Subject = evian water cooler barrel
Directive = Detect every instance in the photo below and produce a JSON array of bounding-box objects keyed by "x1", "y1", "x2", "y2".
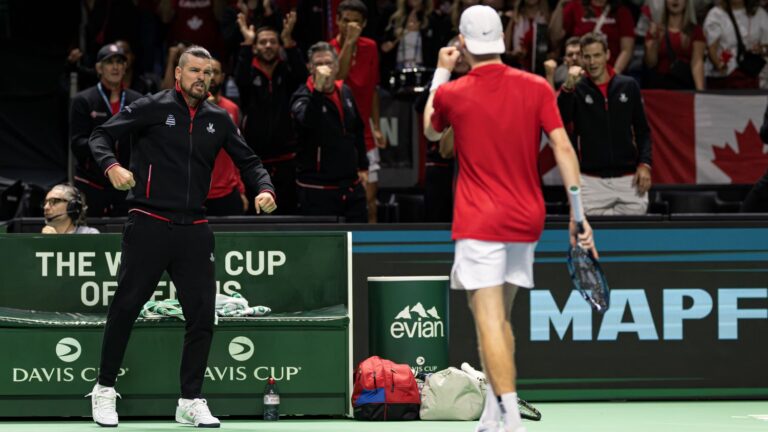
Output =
[{"x1": 367, "y1": 276, "x2": 449, "y2": 374}]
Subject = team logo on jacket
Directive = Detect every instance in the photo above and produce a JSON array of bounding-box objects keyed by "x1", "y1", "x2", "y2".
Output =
[
  {"x1": 346, "y1": 99, "x2": 353, "y2": 108},
  {"x1": 253, "y1": 76, "x2": 262, "y2": 87},
  {"x1": 585, "y1": 95, "x2": 594, "y2": 105},
  {"x1": 166, "y1": 114, "x2": 176, "y2": 127},
  {"x1": 619, "y1": 93, "x2": 628, "y2": 103},
  {"x1": 207, "y1": 123, "x2": 215, "y2": 134}
]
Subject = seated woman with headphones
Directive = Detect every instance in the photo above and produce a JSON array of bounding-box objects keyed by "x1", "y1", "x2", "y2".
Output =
[{"x1": 41, "y1": 184, "x2": 100, "y2": 234}]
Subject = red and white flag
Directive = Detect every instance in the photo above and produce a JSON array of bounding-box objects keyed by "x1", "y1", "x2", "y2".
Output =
[{"x1": 541, "y1": 90, "x2": 768, "y2": 185}]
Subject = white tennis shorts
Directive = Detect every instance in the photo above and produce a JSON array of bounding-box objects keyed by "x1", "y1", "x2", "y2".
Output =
[
  {"x1": 451, "y1": 239, "x2": 537, "y2": 290},
  {"x1": 367, "y1": 148, "x2": 381, "y2": 183}
]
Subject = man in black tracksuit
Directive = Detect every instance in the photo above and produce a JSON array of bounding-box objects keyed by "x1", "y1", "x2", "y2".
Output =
[
  {"x1": 70, "y1": 43, "x2": 142, "y2": 217},
  {"x1": 558, "y1": 33, "x2": 652, "y2": 216},
  {"x1": 235, "y1": 12, "x2": 306, "y2": 214},
  {"x1": 290, "y1": 41, "x2": 369, "y2": 222},
  {"x1": 86, "y1": 46, "x2": 275, "y2": 428}
]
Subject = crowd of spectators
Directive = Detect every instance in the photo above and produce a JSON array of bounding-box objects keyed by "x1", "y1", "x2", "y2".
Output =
[
  {"x1": 67, "y1": 0, "x2": 768, "y2": 106},
  {"x1": 57, "y1": 0, "x2": 768, "y2": 223}
]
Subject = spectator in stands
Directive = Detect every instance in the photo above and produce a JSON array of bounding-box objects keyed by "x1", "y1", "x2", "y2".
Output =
[
  {"x1": 71, "y1": 43, "x2": 142, "y2": 217},
  {"x1": 237, "y1": 0, "x2": 283, "y2": 29},
  {"x1": 222, "y1": 0, "x2": 284, "y2": 56},
  {"x1": 703, "y1": 0, "x2": 768, "y2": 89},
  {"x1": 115, "y1": 40, "x2": 161, "y2": 95},
  {"x1": 206, "y1": 58, "x2": 249, "y2": 216},
  {"x1": 505, "y1": 0, "x2": 551, "y2": 71},
  {"x1": 379, "y1": 0, "x2": 446, "y2": 78},
  {"x1": 159, "y1": 0, "x2": 226, "y2": 57},
  {"x1": 558, "y1": 33, "x2": 652, "y2": 215},
  {"x1": 644, "y1": 0, "x2": 706, "y2": 90},
  {"x1": 235, "y1": 12, "x2": 305, "y2": 215},
  {"x1": 544, "y1": 36, "x2": 582, "y2": 88},
  {"x1": 41, "y1": 184, "x2": 99, "y2": 234},
  {"x1": 550, "y1": 0, "x2": 636, "y2": 74},
  {"x1": 290, "y1": 42, "x2": 369, "y2": 222},
  {"x1": 330, "y1": 0, "x2": 387, "y2": 223}
]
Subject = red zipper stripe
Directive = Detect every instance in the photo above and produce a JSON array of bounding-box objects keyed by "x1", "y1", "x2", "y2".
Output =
[{"x1": 146, "y1": 164, "x2": 153, "y2": 198}]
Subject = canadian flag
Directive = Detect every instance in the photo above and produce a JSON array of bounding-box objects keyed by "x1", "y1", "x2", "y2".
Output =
[{"x1": 541, "y1": 90, "x2": 768, "y2": 185}]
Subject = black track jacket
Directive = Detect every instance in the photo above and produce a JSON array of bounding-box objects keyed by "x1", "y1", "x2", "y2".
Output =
[
  {"x1": 235, "y1": 45, "x2": 307, "y2": 160},
  {"x1": 89, "y1": 87, "x2": 274, "y2": 223},
  {"x1": 558, "y1": 74, "x2": 652, "y2": 177},
  {"x1": 290, "y1": 80, "x2": 368, "y2": 185}
]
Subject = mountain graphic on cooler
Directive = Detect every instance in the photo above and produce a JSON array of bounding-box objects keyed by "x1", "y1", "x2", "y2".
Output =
[{"x1": 394, "y1": 303, "x2": 441, "y2": 320}]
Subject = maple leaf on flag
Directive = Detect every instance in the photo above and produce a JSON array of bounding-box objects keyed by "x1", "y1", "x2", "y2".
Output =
[{"x1": 711, "y1": 120, "x2": 768, "y2": 183}]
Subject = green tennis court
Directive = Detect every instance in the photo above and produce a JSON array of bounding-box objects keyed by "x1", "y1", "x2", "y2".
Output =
[{"x1": 1, "y1": 401, "x2": 766, "y2": 431}]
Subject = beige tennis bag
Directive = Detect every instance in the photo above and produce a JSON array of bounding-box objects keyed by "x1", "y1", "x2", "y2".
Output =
[{"x1": 419, "y1": 365, "x2": 486, "y2": 420}]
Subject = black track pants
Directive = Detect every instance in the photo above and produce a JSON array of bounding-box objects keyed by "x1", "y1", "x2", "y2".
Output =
[{"x1": 97, "y1": 212, "x2": 216, "y2": 399}]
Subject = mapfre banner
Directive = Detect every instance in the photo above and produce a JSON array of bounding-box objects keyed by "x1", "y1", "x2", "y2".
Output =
[{"x1": 542, "y1": 91, "x2": 768, "y2": 185}]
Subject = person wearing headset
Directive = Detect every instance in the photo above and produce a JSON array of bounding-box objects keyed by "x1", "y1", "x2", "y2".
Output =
[{"x1": 41, "y1": 184, "x2": 100, "y2": 234}]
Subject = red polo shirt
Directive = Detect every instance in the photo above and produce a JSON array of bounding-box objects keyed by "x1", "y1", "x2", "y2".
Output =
[
  {"x1": 431, "y1": 64, "x2": 563, "y2": 242},
  {"x1": 563, "y1": 2, "x2": 635, "y2": 66},
  {"x1": 647, "y1": 26, "x2": 705, "y2": 74},
  {"x1": 330, "y1": 36, "x2": 379, "y2": 151}
]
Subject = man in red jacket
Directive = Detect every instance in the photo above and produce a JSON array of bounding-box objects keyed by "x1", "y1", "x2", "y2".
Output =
[{"x1": 206, "y1": 57, "x2": 249, "y2": 215}]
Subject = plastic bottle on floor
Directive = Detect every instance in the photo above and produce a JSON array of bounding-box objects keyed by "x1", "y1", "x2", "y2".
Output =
[{"x1": 263, "y1": 377, "x2": 280, "y2": 421}]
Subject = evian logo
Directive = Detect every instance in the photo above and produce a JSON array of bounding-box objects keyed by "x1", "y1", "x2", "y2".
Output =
[
  {"x1": 229, "y1": 336, "x2": 254, "y2": 361},
  {"x1": 390, "y1": 302, "x2": 444, "y2": 339},
  {"x1": 56, "y1": 337, "x2": 82, "y2": 363}
]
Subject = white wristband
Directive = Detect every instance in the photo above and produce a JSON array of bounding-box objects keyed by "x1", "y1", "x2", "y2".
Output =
[{"x1": 430, "y1": 68, "x2": 451, "y2": 92}]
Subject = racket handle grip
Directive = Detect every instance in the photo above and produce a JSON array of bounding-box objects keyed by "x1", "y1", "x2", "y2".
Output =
[{"x1": 568, "y1": 186, "x2": 585, "y2": 225}]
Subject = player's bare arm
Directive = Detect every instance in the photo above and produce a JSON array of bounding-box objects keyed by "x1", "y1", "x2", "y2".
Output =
[
  {"x1": 549, "y1": 127, "x2": 598, "y2": 257},
  {"x1": 423, "y1": 47, "x2": 460, "y2": 142}
]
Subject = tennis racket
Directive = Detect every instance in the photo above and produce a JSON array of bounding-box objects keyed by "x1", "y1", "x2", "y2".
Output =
[
  {"x1": 517, "y1": 397, "x2": 542, "y2": 421},
  {"x1": 567, "y1": 186, "x2": 610, "y2": 313}
]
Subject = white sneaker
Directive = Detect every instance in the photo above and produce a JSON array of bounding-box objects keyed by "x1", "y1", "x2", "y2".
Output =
[
  {"x1": 175, "y1": 398, "x2": 221, "y2": 428},
  {"x1": 504, "y1": 426, "x2": 528, "y2": 432},
  {"x1": 86, "y1": 384, "x2": 120, "y2": 427}
]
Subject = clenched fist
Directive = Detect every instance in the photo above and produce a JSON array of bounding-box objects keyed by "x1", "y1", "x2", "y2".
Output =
[
  {"x1": 107, "y1": 165, "x2": 136, "y2": 191},
  {"x1": 315, "y1": 65, "x2": 333, "y2": 90},
  {"x1": 436, "y1": 46, "x2": 461, "y2": 71},
  {"x1": 254, "y1": 192, "x2": 277, "y2": 214},
  {"x1": 562, "y1": 65, "x2": 584, "y2": 91}
]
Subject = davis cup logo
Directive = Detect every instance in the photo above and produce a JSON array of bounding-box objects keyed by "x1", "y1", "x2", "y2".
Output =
[
  {"x1": 229, "y1": 336, "x2": 254, "y2": 362},
  {"x1": 56, "y1": 337, "x2": 82, "y2": 363}
]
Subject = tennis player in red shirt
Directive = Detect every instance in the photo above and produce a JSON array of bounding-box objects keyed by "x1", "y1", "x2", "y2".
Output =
[{"x1": 424, "y1": 6, "x2": 598, "y2": 432}]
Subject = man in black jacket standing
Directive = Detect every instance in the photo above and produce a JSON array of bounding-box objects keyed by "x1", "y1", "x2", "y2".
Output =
[
  {"x1": 290, "y1": 42, "x2": 369, "y2": 222},
  {"x1": 87, "y1": 46, "x2": 276, "y2": 429},
  {"x1": 70, "y1": 43, "x2": 142, "y2": 217},
  {"x1": 236, "y1": 11, "x2": 306, "y2": 214},
  {"x1": 558, "y1": 33, "x2": 653, "y2": 215}
]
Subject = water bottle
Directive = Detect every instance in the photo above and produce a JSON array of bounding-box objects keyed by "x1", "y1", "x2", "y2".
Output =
[{"x1": 263, "y1": 377, "x2": 280, "y2": 421}]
